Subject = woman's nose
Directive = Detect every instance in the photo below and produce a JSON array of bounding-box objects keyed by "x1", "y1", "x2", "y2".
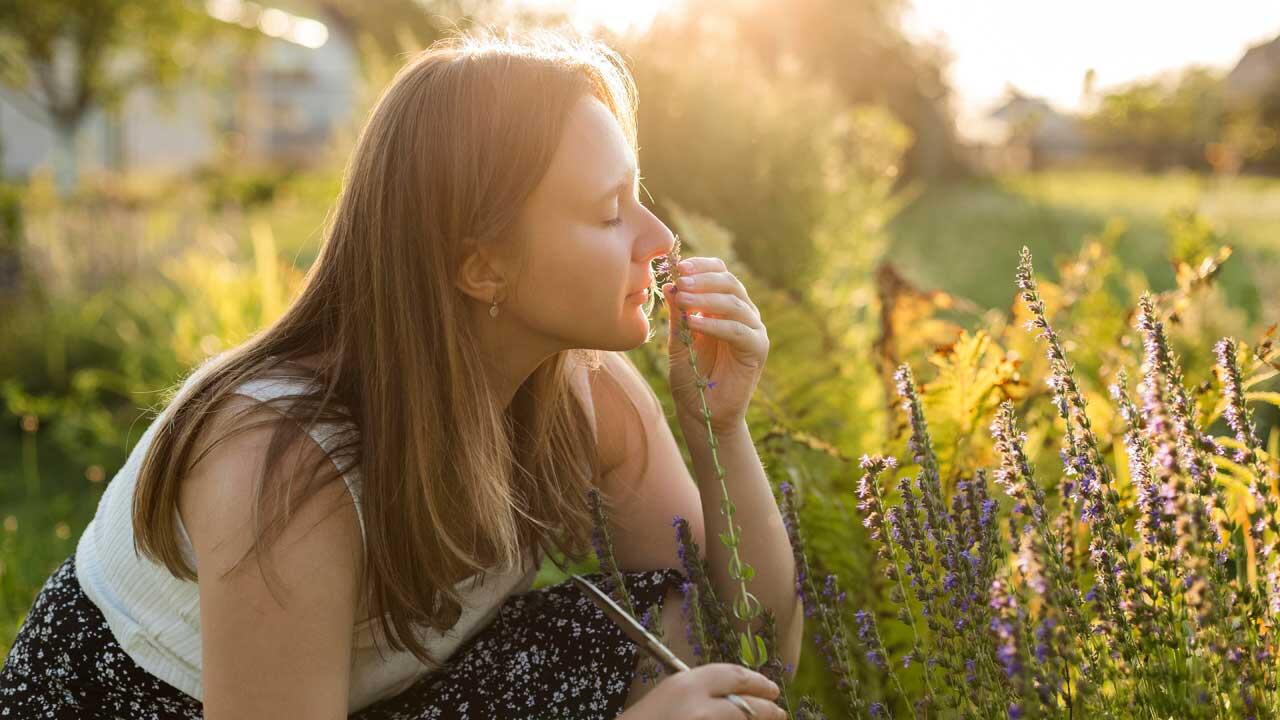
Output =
[{"x1": 637, "y1": 207, "x2": 676, "y2": 262}]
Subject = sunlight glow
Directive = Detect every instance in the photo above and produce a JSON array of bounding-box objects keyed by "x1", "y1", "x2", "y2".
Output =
[
  {"x1": 204, "y1": 0, "x2": 329, "y2": 48},
  {"x1": 515, "y1": 0, "x2": 685, "y2": 37}
]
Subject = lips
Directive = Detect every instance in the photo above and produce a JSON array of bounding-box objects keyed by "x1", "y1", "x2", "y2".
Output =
[
  {"x1": 629, "y1": 276, "x2": 655, "y2": 297},
  {"x1": 627, "y1": 275, "x2": 650, "y2": 295}
]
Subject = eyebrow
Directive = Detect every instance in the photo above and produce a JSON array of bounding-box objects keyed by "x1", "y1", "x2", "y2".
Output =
[{"x1": 593, "y1": 165, "x2": 640, "y2": 205}]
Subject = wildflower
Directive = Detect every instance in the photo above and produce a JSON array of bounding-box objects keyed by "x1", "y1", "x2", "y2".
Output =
[
  {"x1": 588, "y1": 486, "x2": 638, "y2": 618},
  {"x1": 1136, "y1": 297, "x2": 1234, "y2": 624},
  {"x1": 677, "y1": 580, "x2": 705, "y2": 661},
  {"x1": 1215, "y1": 337, "x2": 1279, "y2": 541},
  {"x1": 854, "y1": 609, "x2": 888, "y2": 671},
  {"x1": 672, "y1": 514, "x2": 736, "y2": 663},
  {"x1": 781, "y1": 483, "x2": 871, "y2": 713},
  {"x1": 1017, "y1": 248, "x2": 1138, "y2": 638}
]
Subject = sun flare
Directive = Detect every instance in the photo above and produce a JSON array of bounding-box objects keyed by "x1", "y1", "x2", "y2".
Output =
[{"x1": 515, "y1": 0, "x2": 685, "y2": 36}]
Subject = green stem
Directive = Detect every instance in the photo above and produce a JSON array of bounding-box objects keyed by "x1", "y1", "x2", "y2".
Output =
[{"x1": 677, "y1": 305, "x2": 764, "y2": 666}]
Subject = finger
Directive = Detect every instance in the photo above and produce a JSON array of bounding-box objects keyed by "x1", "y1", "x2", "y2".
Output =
[
  {"x1": 675, "y1": 270, "x2": 744, "y2": 295},
  {"x1": 724, "y1": 694, "x2": 787, "y2": 720},
  {"x1": 675, "y1": 271, "x2": 756, "y2": 313},
  {"x1": 708, "y1": 664, "x2": 781, "y2": 700},
  {"x1": 673, "y1": 291, "x2": 762, "y2": 329},
  {"x1": 685, "y1": 314, "x2": 766, "y2": 352},
  {"x1": 675, "y1": 256, "x2": 728, "y2": 275}
]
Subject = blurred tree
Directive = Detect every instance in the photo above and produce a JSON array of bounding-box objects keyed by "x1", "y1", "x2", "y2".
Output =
[
  {"x1": 620, "y1": 10, "x2": 910, "y2": 299},
  {"x1": 306, "y1": 0, "x2": 558, "y2": 123},
  {"x1": 1222, "y1": 77, "x2": 1280, "y2": 175},
  {"x1": 1083, "y1": 66, "x2": 1227, "y2": 172},
  {"x1": 714, "y1": 0, "x2": 971, "y2": 184},
  {"x1": 310, "y1": 0, "x2": 493, "y2": 61},
  {"x1": 0, "y1": 0, "x2": 232, "y2": 196},
  {"x1": 307, "y1": 0, "x2": 569, "y2": 85}
]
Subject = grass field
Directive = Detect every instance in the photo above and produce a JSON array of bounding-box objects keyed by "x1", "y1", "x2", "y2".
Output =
[{"x1": 885, "y1": 170, "x2": 1279, "y2": 322}]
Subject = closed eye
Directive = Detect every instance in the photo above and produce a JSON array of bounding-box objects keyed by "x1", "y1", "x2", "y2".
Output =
[{"x1": 602, "y1": 178, "x2": 646, "y2": 228}]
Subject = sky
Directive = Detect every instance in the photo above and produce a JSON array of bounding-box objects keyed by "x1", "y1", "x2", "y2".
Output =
[
  {"x1": 901, "y1": 0, "x2": 1280, "y2": 141},
  {"x1": 515, "y1": 0, "x2": 1280, "y2": 142}
]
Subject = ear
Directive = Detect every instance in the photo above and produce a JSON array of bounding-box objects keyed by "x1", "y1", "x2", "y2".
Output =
[{"x1": 454, "y1": 238, "x2": 510, "y2": 304}]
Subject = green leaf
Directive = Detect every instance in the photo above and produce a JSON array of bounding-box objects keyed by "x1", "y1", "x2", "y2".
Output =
[
  {"x1": 721, "y1": 497, "x2": 736, "y2": 516},
  {"x1": 739, "y1": 632, "x2": 756, "y2": 665},
  {"x1": 719, "y1": 530, "x2": 736, "y2": 547},
  {"x1": 755, "y1": 635, "x2": 768, "y2": 665},
  {"x1": 920, "y1": 329, "x2": 1023, "y2": 475},
  {"x1": 1246, "y1": 391, "x2": 1280, "y2": 408},
  {"x1": 741, "y1": 564, "x2": 755, "y2": 582}
]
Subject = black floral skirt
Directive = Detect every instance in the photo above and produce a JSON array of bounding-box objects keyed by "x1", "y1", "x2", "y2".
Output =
[{"x1": 0, "y1": 552, "x2": 688, "y2": 719}]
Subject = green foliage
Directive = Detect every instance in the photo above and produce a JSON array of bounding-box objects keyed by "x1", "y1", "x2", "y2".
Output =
[
  {"x1": 624, "y1": 17, "x2": 910, "y2": 295},
  {"x1": 1084, "y1": 66, "x2": 1227, "y2": 172},
  {"x1": 0, "y1": 0, "x2": 235, "y2": 123},
  {"x1": 918, "y1": 329, "x2": 1025, "y2": 480},
  {"x1": 0, "y1": 182, "x2": 20, "y2": 250}
]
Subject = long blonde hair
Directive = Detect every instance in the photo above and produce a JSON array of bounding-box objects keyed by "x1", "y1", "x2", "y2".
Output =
[{"x1": 132, "y1": 27, "x2": 651, "y2": 667}]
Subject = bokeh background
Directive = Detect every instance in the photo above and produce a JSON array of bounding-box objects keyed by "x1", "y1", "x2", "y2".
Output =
[{"x1": 2, "y1": 0, "x2": 1278, "y2": 714}]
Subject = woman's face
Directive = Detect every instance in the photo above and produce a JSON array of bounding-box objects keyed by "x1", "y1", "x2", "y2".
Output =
[{"x1": 505, "y1": 94, "x2": 675, "y2": 352}]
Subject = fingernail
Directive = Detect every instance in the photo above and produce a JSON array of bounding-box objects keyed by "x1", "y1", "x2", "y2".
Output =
[{"x1": 678, "y1": 260, "x2": 694, "y2": 271}]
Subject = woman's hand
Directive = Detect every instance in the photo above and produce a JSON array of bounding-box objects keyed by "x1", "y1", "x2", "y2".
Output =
[
  {"x1": 661, "y1": 256, "x2": 769, "y2": 434},
  {"x1": 620, "y1": 663, "x2": 788, "y2": 720}
]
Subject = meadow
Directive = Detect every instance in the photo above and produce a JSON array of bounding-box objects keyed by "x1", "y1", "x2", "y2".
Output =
[{"x1": 1, "y1": 166, "x2": 1277, "y2": 717}]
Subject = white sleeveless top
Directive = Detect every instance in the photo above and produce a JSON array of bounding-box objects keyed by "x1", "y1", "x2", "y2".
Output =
[{"x1": 73, "y1": 356, "x2": 542, "y2": 713}]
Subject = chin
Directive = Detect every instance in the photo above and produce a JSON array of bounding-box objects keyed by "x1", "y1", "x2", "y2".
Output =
[
  {"x1": 573, "y1": 294, "x2": 657, "y2": 350},
  {"x1": 586, "y1": 309, "x2": 653, "y2": 351}
]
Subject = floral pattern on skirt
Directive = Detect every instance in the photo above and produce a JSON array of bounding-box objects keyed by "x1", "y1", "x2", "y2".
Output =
[{"x1": 0, "y1": 552, "x2": 688, "y2": 719}]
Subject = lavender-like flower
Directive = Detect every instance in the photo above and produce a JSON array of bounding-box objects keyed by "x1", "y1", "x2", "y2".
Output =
[
  {"x1": 1215, "y1": 337, "x2": 1280, "y2": 546},
  {"x1": 1017, "y1": 248, "x2": 1137, "y2": 639},
  {"x1": 588, "y1": 486, "x2": 639, "y2": 619},
  {"x1": 1136, "y1": 297, "x2": 1235, "y2": 623},
  {"x1": 779, "y1": 481, "x2": 867, "y2": 715},
  {"x1": 989, "y1": 577, "x2": 1031, "y2": 706},
  {"x1": 1137, "y1": 295, "x2": 1229, "y2": 536},
  {"x1": 1215, "y1": 336, "x2": 1280, "y2": 694},
  {"x1": 990, "y1": 400, "x2": 1098, "y2": 700},
  {"x1": 672, "y1": 514, "x2": 737, "y2": 664}
]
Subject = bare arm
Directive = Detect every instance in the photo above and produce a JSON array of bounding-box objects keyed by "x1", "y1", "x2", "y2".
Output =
[
  {"x1": 580, "y1": 352, "x2": 800, "y2": 677},
  {"x1": 181, "y1": 395, "x2": 364, "y2": 719},
  {"x1": 579, "y1": 351, "x2": 707, "y2": 573}
]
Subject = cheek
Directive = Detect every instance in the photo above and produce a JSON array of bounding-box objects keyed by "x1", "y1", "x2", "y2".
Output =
[{"x1": 524, "y1": 228, "x2": 632, "y2": 319}]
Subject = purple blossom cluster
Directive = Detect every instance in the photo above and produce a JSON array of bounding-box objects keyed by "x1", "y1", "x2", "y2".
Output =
[
  {"x1": 780, "y1": 480, "x2": 866, "y2": 715},
  {"x1": 584, "y1": 245, "x2": 1280, "y2": 719},
  {"x1": 771, "y1": 247, "x2": 1278, "y2": 717}
]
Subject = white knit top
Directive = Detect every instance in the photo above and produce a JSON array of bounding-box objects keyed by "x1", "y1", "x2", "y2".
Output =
[{"x1": 73, "y1": 356, "x2": 542, "y2": 713}]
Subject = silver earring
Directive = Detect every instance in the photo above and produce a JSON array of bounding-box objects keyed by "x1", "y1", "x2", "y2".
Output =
[{"x1": 489, "y1": 296, "x2": 500, "y2": 318}]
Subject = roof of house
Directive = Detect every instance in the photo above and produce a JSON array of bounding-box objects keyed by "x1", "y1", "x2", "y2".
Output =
[{"x1": 1224, "y1": 33, "x2": 1280, "y2": 104}]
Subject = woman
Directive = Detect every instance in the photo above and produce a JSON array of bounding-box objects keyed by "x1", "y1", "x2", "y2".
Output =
[{"x1": 0, "y1": 28, "x2": 796, "y2": 719}]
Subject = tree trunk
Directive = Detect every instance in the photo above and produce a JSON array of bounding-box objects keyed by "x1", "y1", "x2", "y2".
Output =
[{"x1": 52, "y1": 120, "x2": 79, "y2": 198}]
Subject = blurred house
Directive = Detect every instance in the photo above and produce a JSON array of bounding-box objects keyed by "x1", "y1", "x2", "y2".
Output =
[
  {"x1": 975, "y1": 90, "x2": 1087, "y2": 173},
  {"x1": 1224, "y1": 32, "x2": 1280, "y2": 108},
  {"x1": 0, "y1": 1, "x2": 359, "y2": 182}
]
